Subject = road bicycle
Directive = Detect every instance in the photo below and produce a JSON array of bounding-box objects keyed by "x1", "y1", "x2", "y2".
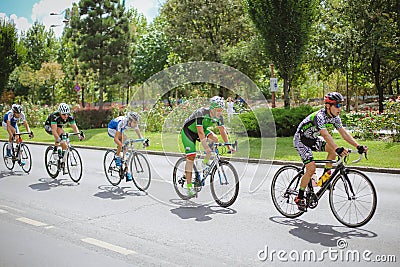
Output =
[
  {"x1": 271, "y1": 150, "x2": 377, "y2": 227},
  {"x1": 44, "y1": 131, "x2": 84, "y2": 183},
  {"x1": 173, "y1": 141, "x2": 239, "y2": 208},
  {"x1": 2, "y1": 132, "x2": 33, "y2": 173},
  {"x1": 103, "y1": 138, "x2": 151, "y2": 191}
]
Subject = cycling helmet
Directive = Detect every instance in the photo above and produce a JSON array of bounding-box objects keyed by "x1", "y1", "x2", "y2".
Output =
[
  {"x1": 127, "y1": 111, "x2": 140, "y2": 122},
  {"x1": 210, "y1": 96, "x2": 225, "y2": 109},
  {"x1": 12, "y1": 104, "x2": 22, "y2": 114},
  {"x1": 324, "y1": 92, "x2": 344, "y2": 104},
  {"x1": 58, "y1": 103, "x2": 70, "y2": 114}
]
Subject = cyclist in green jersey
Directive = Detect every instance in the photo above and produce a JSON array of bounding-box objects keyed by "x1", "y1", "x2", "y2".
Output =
[{"x1": 181, "y1": 96, "x2": 235, "y2": 198}]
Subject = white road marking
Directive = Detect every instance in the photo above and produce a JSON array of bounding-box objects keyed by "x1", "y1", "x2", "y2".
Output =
[
  {"x1": 81, "y1": 237, "x2": 137, "y2": 255},
  {"x1": 0, "y1": 208, "x2": 8, "y2": 214},
  {"x1": 16, "y1": 217, "x2": 48, "y2": 227},
  {"x1": 0, "y1": 205, "x2": 25, "y2": 213}
]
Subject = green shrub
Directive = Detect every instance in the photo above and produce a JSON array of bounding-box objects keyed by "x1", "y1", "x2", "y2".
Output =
[{"x1": 231, "y1": 105, "x2": 315, "y2": 137}]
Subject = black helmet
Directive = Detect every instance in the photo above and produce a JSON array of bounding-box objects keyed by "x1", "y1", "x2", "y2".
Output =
[
  {"x1": 12, "y1": 104, "x2": 22, "y2": 114},
  {"x1": 324, "y1": 92, "x2": 344, "y2": 104}
]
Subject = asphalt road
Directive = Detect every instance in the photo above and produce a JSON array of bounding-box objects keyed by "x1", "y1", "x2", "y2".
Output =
[{"x1": 0, "y1": 142, "x2": 399, "y2": 266}]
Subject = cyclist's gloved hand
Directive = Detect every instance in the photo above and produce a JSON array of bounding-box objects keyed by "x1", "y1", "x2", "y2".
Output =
[
  {"x1": 335, "y1": 147, "x2": 345, "y2": 156},
  {"x1": 78, "y1": 131, "x2": 85, "y2": 141},
  {"x1": 29, "y1": 131, "x2": 34, "y2": 138},
  {"x1": 143, "y1": 139, "x2": 150, "y2": 147},
  {"x1": 357, "y1": 145, "x2": 367, "y2": 154}
]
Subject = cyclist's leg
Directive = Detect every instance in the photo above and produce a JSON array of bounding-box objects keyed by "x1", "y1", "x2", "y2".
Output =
[
  {"x1": 3, "y1": 122, "x2": 16, "y2": 156},
  {"x1": 181, "y1": 129, "x2": 197, "y2": 196},
  {"x1": 108, "y1": 128, "x2": 122, "y2": 166},
  {"x1": 294, "y1": 134, "x2": 316, "y2": 210},
  {"x1": 204, "y1": 130, "x2": 217, "y2": 163}
]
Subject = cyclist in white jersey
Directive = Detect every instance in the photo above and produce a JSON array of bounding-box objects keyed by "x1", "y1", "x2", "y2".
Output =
[
  {"x1": 2, "y1": 104, "x2": 33, "y2": 157},
  {"x1": 293, "y1": 92, "x2": 368, "y2": 211},
  {"x1": 107, "y1": 111, "x2": 147, "y2": 181}
]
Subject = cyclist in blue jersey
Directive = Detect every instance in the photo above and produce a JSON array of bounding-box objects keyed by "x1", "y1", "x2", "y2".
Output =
[
  {"x1": 293, "y1": 92, "x2": 368, "y2": 211},
  {"x1": 2, "y1": 104, "x2": 34, "y2": 158},
  {"x1": 107, "y1": 111, "x2": 147, "y2": 181},
  {"x1": 181, "y1": 96, "x2": 235, "y2": 198}
]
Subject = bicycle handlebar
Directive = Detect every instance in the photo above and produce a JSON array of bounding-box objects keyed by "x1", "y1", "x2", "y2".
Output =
[
  {"x1": 123, "y1": 138, "x2": 150, "y2": 148},
  {"x1": 338, "y1": 149, "x2": 366, "y2": 164},
  {"x1": 13, "y1": 131, "x2": 33, "y2": 136}
]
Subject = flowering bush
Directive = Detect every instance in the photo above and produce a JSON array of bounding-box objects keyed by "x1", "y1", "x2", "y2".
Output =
[{"x1": 343, "y1": 101, "x2": 400, "y2": 142}]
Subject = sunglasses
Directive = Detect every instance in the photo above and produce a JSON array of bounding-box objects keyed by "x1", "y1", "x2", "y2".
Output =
[{"x1": 334, "y1": 103, "x2": 343, "y2": 108}]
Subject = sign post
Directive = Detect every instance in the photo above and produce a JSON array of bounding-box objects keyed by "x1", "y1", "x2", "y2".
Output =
[{"x1": 270, "y1": 64, "x2": 277, "y2": 108}]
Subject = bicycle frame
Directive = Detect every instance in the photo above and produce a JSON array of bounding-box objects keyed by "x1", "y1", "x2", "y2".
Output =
[
  {"x1": 194, "y1": 141, "x2": 237, "y2": 187},
  {"x1": 289, "y1": 151, "x2": 363, "y2": 208}
]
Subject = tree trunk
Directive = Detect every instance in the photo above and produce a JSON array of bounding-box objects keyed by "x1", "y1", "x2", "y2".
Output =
[
  {"x1": 371, "y1": 49, "x2": 383, "y2": 113},
  {"x1": 283, "y1": 78, "x2": 290, "y2": 108}
]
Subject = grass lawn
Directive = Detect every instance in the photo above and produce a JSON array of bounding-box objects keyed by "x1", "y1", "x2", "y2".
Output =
[{"x1": 7, "y1": 127, "x2": 400, "y2": 169}]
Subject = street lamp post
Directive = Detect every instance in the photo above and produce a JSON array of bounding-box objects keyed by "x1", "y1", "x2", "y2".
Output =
[{"x1": 50, "y1": 10, "x2": 80, "y2": 106}]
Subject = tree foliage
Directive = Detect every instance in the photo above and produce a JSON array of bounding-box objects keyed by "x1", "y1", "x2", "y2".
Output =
[
  {"x1": 160, "y1": 0, "x2": 252, "y2": 62},
  {"x1": 0, "y1": 19, "x2": 20, "y2": 96},
  {"x1": 245, "y1": 0, "x2": 318, "y2": 108}
]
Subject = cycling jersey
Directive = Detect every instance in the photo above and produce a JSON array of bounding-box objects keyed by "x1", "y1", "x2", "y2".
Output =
[
  {"x1": 3, "y1": 110, "x2": 26, "y2": 127},
  {"x1": 107, "y1": 116, "x2": 138, "y2": 137},
  {"x1": 44, "y1": 111, "x2": 76, "y2": 128},
  {"x1": 181, "y1": 107, "x2": 224, "y2": 155},
  {"x1": 295, "y1": 108, "x2": 342, "y2": 147},
  {"x1": 294, "y1": 108, "x2": 343, "y2": 163}
]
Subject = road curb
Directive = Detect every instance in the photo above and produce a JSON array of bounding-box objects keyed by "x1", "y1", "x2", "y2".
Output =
[{"x1": 2, "y1": 140, "x2": 400, "y2": 174}]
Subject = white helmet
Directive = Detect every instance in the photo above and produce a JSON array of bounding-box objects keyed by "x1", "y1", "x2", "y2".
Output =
[
  {"x1": 127, "y1": 111, "x2": 140, "y2": 122},
  {"x1": 210, "y1": 96, "x2": 225, "y2": 109},
  {"x1": 12, "y1": 104, "x2": 22, "y2": 113},
  {"x1": 58, "y1": 103, "x2": 70, "y2": 114}
]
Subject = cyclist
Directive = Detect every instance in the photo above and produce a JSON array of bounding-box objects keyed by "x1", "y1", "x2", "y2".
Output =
[
  {"x1": 181, "y1": 96, "x2": 235, "y2": 198},
  {"x1": 107, "y1": 111, "x2": 147, "y2": 181},
  {"x1": 2, "y1": 104, "x2": 34, "y2": 161},
  {"x1": 293, "y1": 92, "x2": 368, "y2": 211},
  {"x1": 44, "y1": 103, "x2": 84, "y2": 159}
]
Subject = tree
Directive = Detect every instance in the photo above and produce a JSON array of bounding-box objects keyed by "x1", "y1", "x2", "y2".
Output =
[
  {"x1": 21, "y1": 22, "x2": 58, "y2": 70},
  {"x1": 73, "y1": 0, "x2": 131, "y2": 108},
  {"x1": 37, "y1": 62, "x2": 65, "y2": 105},
  {"x1": 0, "y1": 19, "x2": 20, "y2": 96},
  {"x1": 245, "y1": 0, "x2": 318, "y2": 108},
  {"x1": 345, "y1": 0, "x2": 400, "y2": 113},
  {"x1": 160, "y1": 0, "x2": 252, "y2": 63}
]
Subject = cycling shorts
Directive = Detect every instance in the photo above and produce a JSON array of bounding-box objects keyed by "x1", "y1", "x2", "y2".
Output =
[
  {"x1": 293, "y1": 133, "x2": 326, "y2": 164},
  {"x1": 181, "y1": 128, "x2": 213, "y2": 156}
]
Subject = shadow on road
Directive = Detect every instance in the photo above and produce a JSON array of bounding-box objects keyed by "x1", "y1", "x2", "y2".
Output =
[
  {"x1": 169, "y1": 200, "x2": 237, "y2": 222},
  {"x1": 0, "y1": 170, "x2": 26, "y2": 179},
  {"x1": 94, "y1": 185, "x2": 147, "y2": 200},
  {"x1": 29, "y1": 177, "x2": 79, "y2": 191},
  {"x1": 269, "y1": 216, "x2": 377, "y2": 247}
]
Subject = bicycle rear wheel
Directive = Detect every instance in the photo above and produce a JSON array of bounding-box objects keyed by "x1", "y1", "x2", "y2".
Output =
[
  {"x1": 172, "y1": 157, "x2": 199, "y2": 200},
  {"x1": 129, "y1": 152, "x2": 151, "y2": 191},
  {"x1": 44, "y1": 146, "x2": 59, "y2": 178},
  {"x1": 19, "y1": 144, "x2": 32, "y2": 173},
  {"x1": 2, "y1": 143, "x2": 15, "y2": 170},
  {"x1": 103, "y1": 150, "x2": 122, "y2": 186},
  {"x1": 329, "y1": 169, "x2": 377, "y2": 227},
  {"x1": 210, "y1": 161, "x2": 239, "y2": 207},
  {"x1": 67, "y1": 148, "x2": 83, "y2": 183},
  {"x1": 271, "y1": 165, "x2": 304, "y2": 218}
]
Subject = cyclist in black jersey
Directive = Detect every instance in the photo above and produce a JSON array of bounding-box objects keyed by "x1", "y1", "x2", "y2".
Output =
[
  {"x1": 293, "y1": 92, "x2": 368, "y2": 211},
  {"x1": 44, "y1": 103, "x2": 84, "y2": 158},
  {"x1": 181, "y1": 96, "x2": 235, "y2": 198}
]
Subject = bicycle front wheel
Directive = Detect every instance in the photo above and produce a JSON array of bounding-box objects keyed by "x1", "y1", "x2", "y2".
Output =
[
  {"x1": 129, "y1": 152, "x2": 151, "y2": 191},
  {"x1": 210, "y1": 161, "x2": 239, "y2": 208},
  {"x1": 172, "y1": 157, "x2": 198, "y2": 200},
  {"x1": 67, "y1": 148, "x2": 83, "y2": 183},
  {"x1": 103, "y1": 150, "x2": 122, "y2": 186},
  {"x1": 19, "y1": 144, "x2": 32, "y2": 173},
  {"x1": 271, "y1": 165, "x2": 304, "y2": 218},
  {"x1": 44, "y1": 146, "x2": 59, "y2": 178},
  {"x1": 329, "y1": 169, "x2": 377, "y2": 227},
  {"x1": 2, "y1": 143, "x2": 15, "y2": 170}
]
